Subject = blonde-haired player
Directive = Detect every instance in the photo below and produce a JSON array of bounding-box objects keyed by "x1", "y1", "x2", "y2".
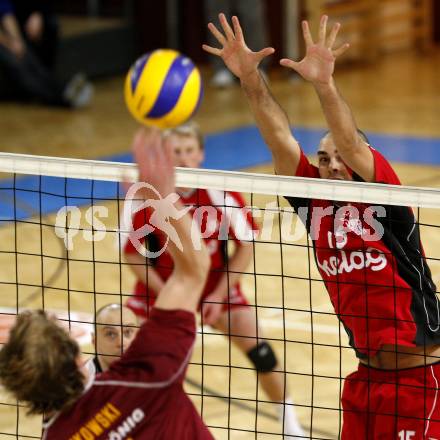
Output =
[{"x1": 0, "y1": 128, "x2": 214, "y2": 439}]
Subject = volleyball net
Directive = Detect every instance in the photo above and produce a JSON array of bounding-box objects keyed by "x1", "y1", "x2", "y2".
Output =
[{"x1": 0, "y1": 152, "x2": 439, "y2": 439}]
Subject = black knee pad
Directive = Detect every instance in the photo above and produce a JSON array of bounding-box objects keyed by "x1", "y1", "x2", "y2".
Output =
[{"x1": 247, "y1": 341, "x2": 278, "y2": 373}]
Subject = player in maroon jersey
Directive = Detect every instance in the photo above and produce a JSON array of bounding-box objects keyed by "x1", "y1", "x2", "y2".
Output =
[
  {"x1": 204, "y1": 13, "x2": 440, "y2": 439},
  {"x1": 122, "y1": 122, "x2": 304, "y2": 438},
  {"x1": 0, "y1": 128, "x2": 214, "y2": 440}
]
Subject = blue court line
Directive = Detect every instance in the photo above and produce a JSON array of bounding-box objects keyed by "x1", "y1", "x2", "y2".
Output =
[
  {"x1": 201, "y1": 126, "x2": 440, "y2": 170},
  {"x1": 1, "y1": 126, "x2": 439, "y2": 221}
]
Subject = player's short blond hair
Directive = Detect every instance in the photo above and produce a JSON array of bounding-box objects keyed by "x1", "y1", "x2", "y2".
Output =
[{"x1": 163, "y1": 122, "x2": 205, "y2": 150}]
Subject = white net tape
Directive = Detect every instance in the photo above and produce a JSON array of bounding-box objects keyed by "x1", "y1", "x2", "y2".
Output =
[{"x1": 0, "y1": 152, "x2": 439, "y2": 208}]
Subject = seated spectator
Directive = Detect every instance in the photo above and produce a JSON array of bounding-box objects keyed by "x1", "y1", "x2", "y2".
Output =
[
  {"x1": 0, "y1": 0, "x2": 93, "y2": 108},
  {"x1": 11, "y1": 0, "x2": 59, "y2": 69}
]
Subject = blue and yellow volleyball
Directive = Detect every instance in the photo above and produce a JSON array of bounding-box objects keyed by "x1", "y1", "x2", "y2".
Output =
[{"x1": 124, "y1": 49, "x2": 203, "y2": 129}]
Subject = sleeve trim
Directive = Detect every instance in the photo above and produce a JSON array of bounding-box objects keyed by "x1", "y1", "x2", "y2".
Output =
[{"x1": 93, "y1": 340, "x2": 194, "y2": 390}]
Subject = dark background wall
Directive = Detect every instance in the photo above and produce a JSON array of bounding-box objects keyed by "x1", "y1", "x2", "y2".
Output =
[
  {"x1": 434, "y1": 0, "x2": 440, "y2": 43},
  {"x1": 55, "y1": 0, "x2": 286, "y2": 61},
  {"x1": 177, "y1": 0, "x2": 285, "y2": 63},
  {"x1": 54, "y1": 0, "x2": 440, "y2": 68}
]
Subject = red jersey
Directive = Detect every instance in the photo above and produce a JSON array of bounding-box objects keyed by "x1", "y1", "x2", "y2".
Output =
[
  {"x1": 287, "y1": 146, "x2": 439, "y2": 358},
  {"x1": 42, "y1": 308, "x2": 214, "y2": 440},
  {"x1": 123, "y1": 188, "x2": 257, "y2": 301}
]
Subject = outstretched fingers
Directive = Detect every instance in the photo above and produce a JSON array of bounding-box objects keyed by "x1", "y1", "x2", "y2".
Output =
[
  {"x1": 132, "y1": 128, "x2": 147, "y2": 168},
  {"x1": 302, "y1": 20, "x2": 314, "y2": 48},
  {"x1": 134, "y1": 128, "x2": 160, "y2": 183},
  {"x1": 163, "y1": 138, "x2": 175, "y2": 175},
  {"x1": 231, "y1": 16, "x2": 243, "y2": 42},
  {"x1": 202, "y1": 44, "x2": 222, "y2": 56},
  {"x1": 132, "y1": 127, "x2": 145, "y2": 151},
  {"x1": 327, "y1": 22, "x2": 341, "y2": 49},
  {"x1": 333, "y1": 43, "x2": 350, "y2": 58},
  {"x1": 318, "y1": 15, "x2": 328, "y2": 45},
  {"x1": 219, "y1": 13, "x2": 235, "y2": 41},
  {"x1": 256, "y1": 47, "x2": 275, "y2": 62},
  {"x1": 207, "y1": 22, "x2": 226, "y2": 46},
  {"x1": 279, "y1": 58, "x2": 300, "y2": 72}
]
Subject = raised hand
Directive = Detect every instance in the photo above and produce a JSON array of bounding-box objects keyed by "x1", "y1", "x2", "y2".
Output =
[
  {"x1": 203, "y1": 13, "x2": 274, "y2": 81},
  {"x1": 132, "y1": 128, "x2": 175, "y2": 198},
  {"x1": 280, "y1": 15, "x2": 349, "y2": 85}
]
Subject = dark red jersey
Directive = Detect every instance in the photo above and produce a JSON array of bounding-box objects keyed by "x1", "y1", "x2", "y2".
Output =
[
  {"x1": 42, "y1": 308, "x2": 214, "y2": 440},
  {"x1": 123, "y1": 188, "x2": 257, "y2": 301},
  {"x1": 287, "y1": 146, "x2": 439, "y2": 358}
]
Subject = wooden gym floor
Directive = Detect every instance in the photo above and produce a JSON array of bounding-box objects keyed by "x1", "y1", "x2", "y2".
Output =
[{"x1": 0, "y1": 49, "x2": 440, "y2": 439}]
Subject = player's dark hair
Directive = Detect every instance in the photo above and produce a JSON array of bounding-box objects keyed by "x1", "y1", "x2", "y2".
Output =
[
  {"x1": 322, "y1": 129, "x2": 370, "y2": 144},
  {"x1": 163, "y1": 122, "x2": 205, "y2": 150},
  {"x1": 0, "y1": 310, "x2": 84, "y2": 415}
]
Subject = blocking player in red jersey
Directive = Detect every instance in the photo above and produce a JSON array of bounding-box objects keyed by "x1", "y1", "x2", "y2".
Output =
[
  {"x1": 204, "y1": 13, "x2": 440, "y2": 439},
  {"x1": 122, "y1": 122, "x2": 304, "y2": 438},
  {"x1": 0, "y1": 128, "x2": 214, "y2": 440}
]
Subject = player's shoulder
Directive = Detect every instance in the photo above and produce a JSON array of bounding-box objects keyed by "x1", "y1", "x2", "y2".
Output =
[
  {"x1": 295, "y1": 149, "x2": 320, "y2": 178},
  {"x1": 43, "y1": 389, "x2": 117, "y2": 440},
  {"x1": 368, "y1": 145, "x2": 401, "y2": 185}
]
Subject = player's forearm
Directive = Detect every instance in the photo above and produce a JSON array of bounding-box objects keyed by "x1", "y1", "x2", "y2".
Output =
[
  {"x1": 241, "y1": 72, "x2": 295, "y2": 150},
  {"x1": 314, "y1": 78, "x2": 360, "y2": 153},
  {"x1": 124, "y1": 253, "x2": 165, "y2": 292},
  {"x1": 214, "y1": 243, "x2": 253, "y2": 297},
  {"x1": 241, "y1": 71, "x2": 301, "y2": 175},
  {"x1": 154, "y1": 202, "x2": 208, "y2": 311},
  {"x1": 167, "y1": 201, "x2": 209, "y2": 283}
]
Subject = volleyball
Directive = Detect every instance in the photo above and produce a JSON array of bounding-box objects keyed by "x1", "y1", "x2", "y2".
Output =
[{"x1": 124, "y1": 49, "x2": 203, "y2": 129}]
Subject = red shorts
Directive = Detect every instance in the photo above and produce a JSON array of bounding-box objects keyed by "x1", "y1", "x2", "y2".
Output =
[
  {"x1": 342, "y1": 362, "x2": 440, "y2": 439},
  {"x1": 127, "y1": 283, "x2": 249, "y2": 320}
]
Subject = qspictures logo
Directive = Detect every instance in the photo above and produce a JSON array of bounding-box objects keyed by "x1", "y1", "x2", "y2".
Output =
[
  {"x1": 122, "y1": 182, "x2": 191, "y2": 258},
  {"x1": 54, "y1": 184, "x2": 387, "y2": 261}
]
